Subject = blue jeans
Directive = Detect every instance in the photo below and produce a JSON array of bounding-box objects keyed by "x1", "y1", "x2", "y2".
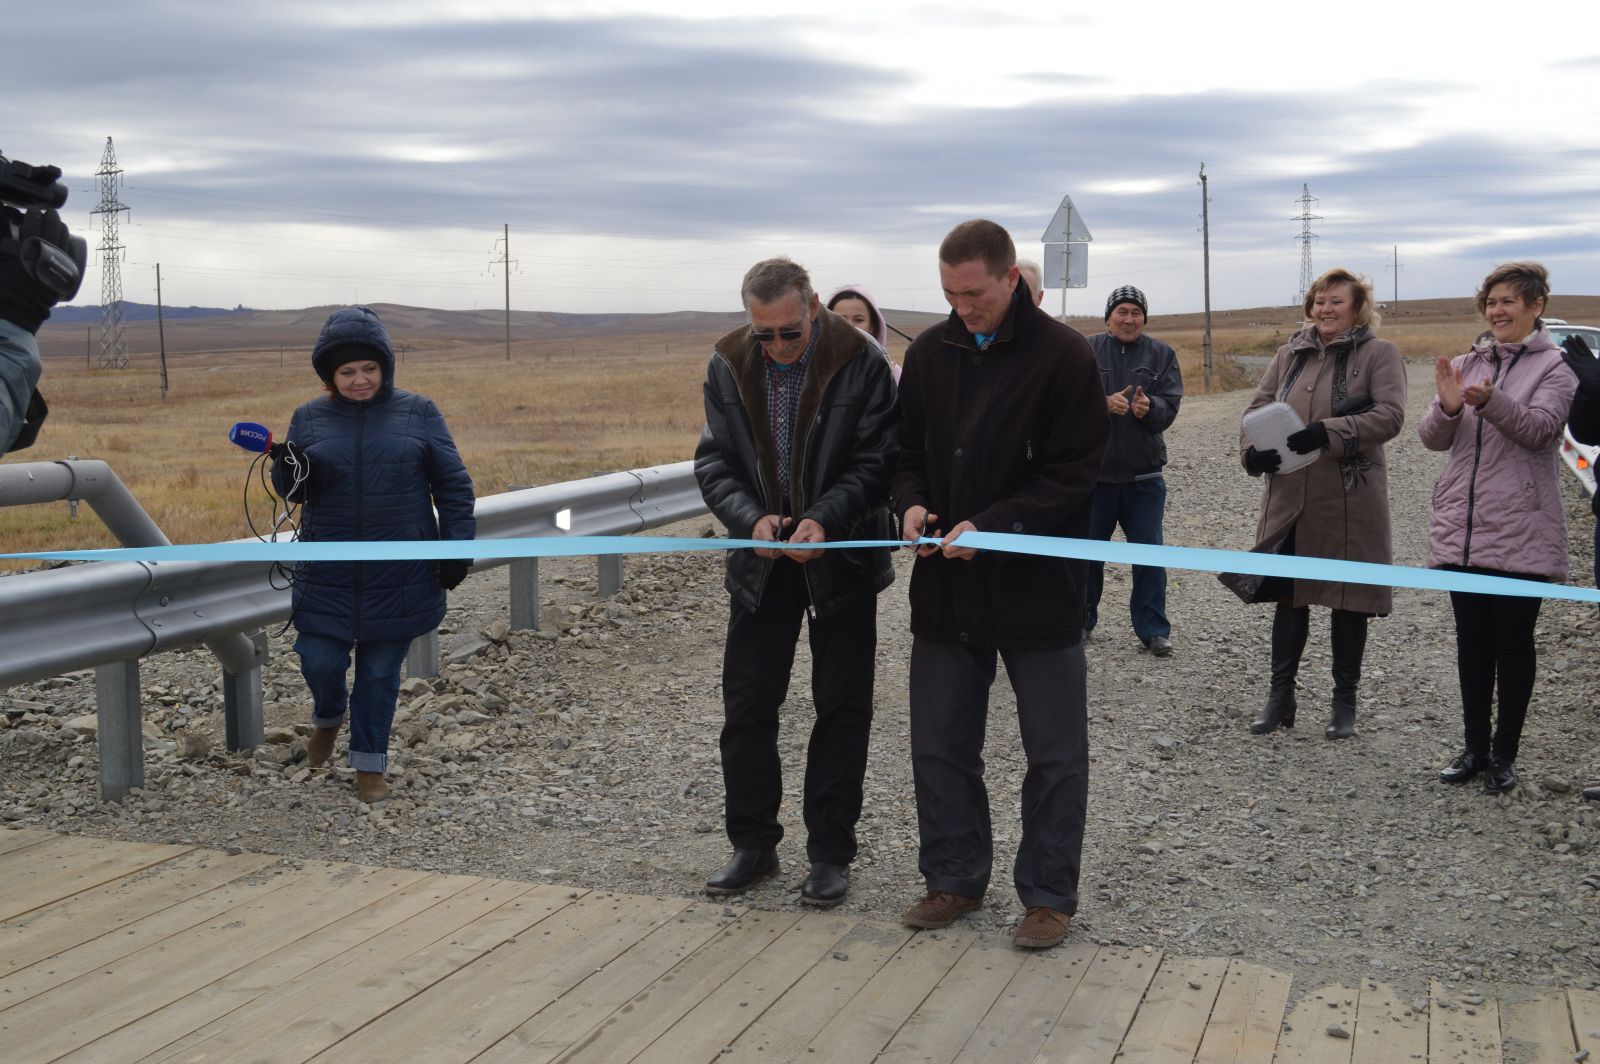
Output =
[
  {"x1": 294, "y1": 633, "x2": 412, "y2": 773},
  {"x1": 1084, "y1": 477, "x2": 1170, "y2": 643}
]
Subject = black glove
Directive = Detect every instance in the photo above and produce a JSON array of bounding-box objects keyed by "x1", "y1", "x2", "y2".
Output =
[
  {"x1": 1244, "y1": 446, "x2": 1281, "y2": 476},
  {"x1": 0, "y1": 206, "x2": 79, "y2": 333},
  {"x1": 267, "y1": 439, "x2": 307, "y2": 466},
  {"x1": 1561, "y1": 335, "x2": 1600, "y2": 393},
  {"x1": 1285, "y1": 421, "x2": 1329, "y2": 455},
  {"x1": 437, "y1": 559, "x2": 471, "y2": 591}
]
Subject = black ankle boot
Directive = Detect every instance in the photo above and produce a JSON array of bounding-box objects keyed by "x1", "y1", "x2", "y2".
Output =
[
  {"x1": 1326, "y1": 610, "x2": 1367, "y2": 740},
  {"x1": 1251, "y1": 605, "x2": 1308, "y2": 735}
]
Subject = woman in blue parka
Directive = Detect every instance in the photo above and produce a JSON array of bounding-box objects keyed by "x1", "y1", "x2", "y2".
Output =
[{"x1": 273, "y1": 306, "x2": 476, "y2": 802}]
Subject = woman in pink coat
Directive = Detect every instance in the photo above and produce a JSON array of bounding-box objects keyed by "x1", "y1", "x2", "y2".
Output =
[{"x1": 1419, "y1": 262, "x2": 1577, "y2": 795}]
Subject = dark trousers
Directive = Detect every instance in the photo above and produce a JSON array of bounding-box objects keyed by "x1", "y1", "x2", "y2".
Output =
[
  {"x1": 1445, "y1": 567, "x2": 1544, "y2": 764},
  {"x1": 720, "y1": 559, "x2": 876, "y2": 865},
  {"x1": 294, "y1": 632, "x2": 412, "y2": 773},
  {"x1": 1085, "y1": 477, "x2": 1170, "y2": 642},
  {"x1": 908, "y1": 635, "x2": 1089, "y2": 913}
]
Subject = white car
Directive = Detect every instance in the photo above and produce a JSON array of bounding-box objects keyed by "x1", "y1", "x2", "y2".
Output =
[{"x1": 1548, "y1": 322, "x2": 1600, "y2": 499}]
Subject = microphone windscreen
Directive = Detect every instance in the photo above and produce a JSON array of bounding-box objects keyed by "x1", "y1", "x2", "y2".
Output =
[{"x1": 228, "y1": 422, "x2": 273, "y2": 453}]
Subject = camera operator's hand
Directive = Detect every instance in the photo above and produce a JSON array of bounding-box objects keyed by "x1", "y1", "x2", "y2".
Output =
[
  {"x1": 437, "y1": 559, "x2": 471, "y2": 591},
  {"x1": 0, "y1": 207, "x2": 76, "y2": 333}
]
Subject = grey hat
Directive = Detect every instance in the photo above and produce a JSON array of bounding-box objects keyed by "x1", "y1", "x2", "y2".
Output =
[{"x1": 1104, "y1": 285, "x2": 1148, "y2": 321}]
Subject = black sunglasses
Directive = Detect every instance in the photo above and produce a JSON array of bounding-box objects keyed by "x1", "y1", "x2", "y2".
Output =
[{"x1": 752, "y1": 326, "x2": 804, "y2": 343}]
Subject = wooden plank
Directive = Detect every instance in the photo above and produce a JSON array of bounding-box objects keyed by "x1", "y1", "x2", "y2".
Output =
[
  {"x1": 803, "y1": 928, "x2": 977, "y2": 1064},
  {"x1": 951, "y1": 942, "x2": 1097, "y2": 1064},
  {"x1": 874, "y1": 932, "x2": 1025, "y2": 1064},
  {"x1": 1194, "y1": 960, "x2": 1292, "y2": 1064},
  {"x1": 0, "y1": 856, "x2": 314, "y2": 1010},
  {"x1": 1572, "y1": 988, "x2": 1600, "y2": 1059},
  {"x1": 629, "y1": 911, "x2": 863, "y2": 1064},
  {"x1": 1273, "y1": 983, "x2": 1357, "y2": 1064},
  {"x1": 473, "y1": 902, "x2": 743, "y2": 1064},
  {"x1": 1499, "y1": 988, "x2": 1577, "y2": 1064},
  {"x1": 0, "y1": 848, "x2": 278, "y2": 978},
  {"x1": 1349, "y1": 980, "x2": 1427, "y2": 1064},
  {"x1": 56, "y1": 873, "x2": 498, "y2": 1064},
  {"x1": 716, "y1": 921, "x2": 913, "y2": 1063},
  {"x1": 0, "y1": 863, "x2": 423, "y2": 1064},
  {"x1": 162, "y1": 881, "x2": 576, "y2": 1064},
  {"x1": 0, "y1": 828, "x2": 55, "y2": 855},
  {"x1": 547, "y1": 906, "x2": 804, "y2": 1064},
  {"x1": 0, "y1": 834, "x2": 192, "y2": 922},
  {"x1": 1116, "y1": 956, "x2": 1228, "y2": 1064},
  {"x1": 323, "y1": 890, "x2": 693, "y2": 1064},
  {"x1": 1427, "y1": 980, "x2": 1502, "y2": 1064},
  {"x1": 1034, "y1": 945, "x2": 1163, "y2": 1064}
]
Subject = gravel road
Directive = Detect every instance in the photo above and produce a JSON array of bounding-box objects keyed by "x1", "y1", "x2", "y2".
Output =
[{"x1": 4, "y1": 361, "x2": 1598, "y2": 999}]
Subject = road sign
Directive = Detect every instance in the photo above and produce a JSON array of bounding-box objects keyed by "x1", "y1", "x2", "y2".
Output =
[
  {"x1": 1040, "y1": 195, "x2": 1092, "y2": 243},
  {"x1": 1042, "y1": 242, "x2": 1087, "y2": 289}
]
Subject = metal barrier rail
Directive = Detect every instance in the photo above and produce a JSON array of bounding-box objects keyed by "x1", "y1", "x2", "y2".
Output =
[{"x1": 0, "y1": 458, "x2": 708, "y2": 799}]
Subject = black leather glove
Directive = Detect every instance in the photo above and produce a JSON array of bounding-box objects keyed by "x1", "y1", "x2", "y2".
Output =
[
  {"x1": 1244, "y1": 446, "x2": 1281, "y2": 476},
  {"x1": 1561, "y1": 335, "x2": 1600, "y2": 393},
  {"x1": 0, "y1": 206, "x2": 80, "y2": 333},
  {"x1": 267, "y1": 439, "x2": 306, "y2": 465},
  {"x1": 437, "y1": 559, "x2": 471, "y2": 591},
  {"x1": 1285, "y1": 421, "x2": 1329, "y2": 455}
]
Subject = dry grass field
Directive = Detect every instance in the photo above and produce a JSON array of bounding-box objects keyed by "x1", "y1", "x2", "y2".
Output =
[{"x1": 7, "y1": 294, "x2": 1597, "y2": 558}]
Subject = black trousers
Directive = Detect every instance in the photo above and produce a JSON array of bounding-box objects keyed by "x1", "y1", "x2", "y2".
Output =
[
  {"x1": 909, "y1": 635, "x2": 1089, "y2": 914},
  {"x1": 720, "y1": 558, "x2": 876, "y2": 865},
  {"x1": 1445, "y1": 566, "x2": 1544, "y2": 763}
]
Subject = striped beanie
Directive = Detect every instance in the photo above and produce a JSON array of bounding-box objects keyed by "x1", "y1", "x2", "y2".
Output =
[{"x1": 1104, "y1": 285, "x2": 1148, "y2": 321}]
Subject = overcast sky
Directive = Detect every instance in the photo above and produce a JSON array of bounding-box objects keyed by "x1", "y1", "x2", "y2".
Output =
[{"x1": 10, "y1": 0, "x2": 1600, "y2": 317}]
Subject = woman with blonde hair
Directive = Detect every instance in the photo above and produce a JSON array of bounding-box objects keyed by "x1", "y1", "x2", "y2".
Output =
[
  {"x1": 1421, "y1": 262, "x2": 1576, "y2": 794},
  {"x1": 1229, "y1": 268, "x2": 1407, "y2": 740}
]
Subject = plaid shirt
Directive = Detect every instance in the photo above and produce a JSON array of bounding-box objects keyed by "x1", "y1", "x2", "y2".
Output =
[{"x1": 763, "y1": 319, "x2": 820, "y2": 508}]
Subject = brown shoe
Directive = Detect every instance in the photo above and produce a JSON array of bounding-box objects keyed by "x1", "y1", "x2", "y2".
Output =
[
  {"x1": 1013, "y1": 906, "x2": 1071, "y2": 949},
  {"x1": 902, "y1": 890, "x2": 982, "y2": 929},
  {"x1": 307, "y1": 726, "x2": 340, "y2": 768},
  {"x1": 355, "y1": 771, "x2": 390, "y2": 803}
]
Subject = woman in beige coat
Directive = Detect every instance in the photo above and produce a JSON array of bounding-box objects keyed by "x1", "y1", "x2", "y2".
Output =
[{"x1": 1232, "y1": 268, "x2": 1407, "y2": 739}]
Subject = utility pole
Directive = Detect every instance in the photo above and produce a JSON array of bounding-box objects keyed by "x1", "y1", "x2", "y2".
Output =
[
  {"x1": 487, "y1": 225, "x2": 517, "y2": 361},
  {"x1": 1199, "y1": 164, "x2": 1213, "y2": 392},
  {"x1": 155, "y1": 263, "x2": 169, "y2": 400},
  {"x1": 91, "y1": 137, "x2": 130, "y2": 369},
  {"x1": 85, "y1": 327, "x2": 90, "y2": 369},
  {"x1": 1293, "y1": 184, "x2": 1321, "y2": 308},
  {"x1": 1387, "y1": 245, "x2": 1400, "y2": 307}
]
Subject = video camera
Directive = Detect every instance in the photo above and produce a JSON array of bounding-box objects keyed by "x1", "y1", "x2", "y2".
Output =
[{"x1": 0, "y1": 149, "x2": 87, "y2": 303}]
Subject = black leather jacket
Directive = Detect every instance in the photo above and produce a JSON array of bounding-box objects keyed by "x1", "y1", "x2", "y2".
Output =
[{"x1": 694, "y1": 308, "x2": 898, "y2": 618}]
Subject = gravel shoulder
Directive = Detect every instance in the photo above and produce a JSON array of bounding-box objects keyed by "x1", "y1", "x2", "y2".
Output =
[{"x1": 4, "y1": 361, "x2": 1598, "y2": 1002}]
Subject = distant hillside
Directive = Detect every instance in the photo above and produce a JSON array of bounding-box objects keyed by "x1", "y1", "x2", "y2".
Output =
[{"x1": 49, "y1": 302, "x2": 248, "y2": 324}]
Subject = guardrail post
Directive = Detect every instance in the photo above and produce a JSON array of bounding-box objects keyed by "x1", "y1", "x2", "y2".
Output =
[
  {"x1": 406, "y1": 629, "x2": 439, "y2": 679},
  {"x1": 95, "y1": 659, "x2": 143, "y2": 802},
  {"x1": 597, "y1": 555, "x2": 624, "y2": 598},
  {"x1": 223, "y1": 630, "x2": 267, "y2": 752},
  {"x1": 510, "y1": 557, "x2": 541, "y2": 631}
]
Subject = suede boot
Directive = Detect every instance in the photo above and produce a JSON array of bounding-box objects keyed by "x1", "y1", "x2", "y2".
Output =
[
  {"x1": 1326, "y1": 609, "x2": 1368, "y2": 740},
  {"x1": 307, "y1": 726, "x2": 340, "y2": 768},
  {"x1": 356, "y1": 771, "x2": 390, "y2": 803},
  {"x1": 1250, "y1": 604, "x2": 1308, "y2": 734}
]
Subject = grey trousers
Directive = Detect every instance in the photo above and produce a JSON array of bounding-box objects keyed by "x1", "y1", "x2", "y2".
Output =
[{"x1": 909, "y1": 635, "x2": 1089, "y2": 913}]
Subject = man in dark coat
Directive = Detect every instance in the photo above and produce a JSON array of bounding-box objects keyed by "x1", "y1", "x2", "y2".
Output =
[
  {"x1": 693, "y1": 257, "x2": 899, "y2": 906},
  {"x1": 1085, "y1": 284, "x2": 1183, "y2": 655},
  {"x1": 891, "y1": 219, "x2": 1108, "y2": 948}
]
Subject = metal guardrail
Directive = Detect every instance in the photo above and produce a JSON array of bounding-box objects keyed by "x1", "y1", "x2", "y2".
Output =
[{"x1": 0, "y1": 458, "x2": 708, "y2": 799}]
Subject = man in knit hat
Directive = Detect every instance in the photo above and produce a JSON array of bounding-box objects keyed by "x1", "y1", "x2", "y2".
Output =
[{"x1": 1084, "y1": 285, "x2": 1183, "y2": 655}]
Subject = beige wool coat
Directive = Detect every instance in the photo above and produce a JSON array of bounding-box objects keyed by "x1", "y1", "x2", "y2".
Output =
[{"x1": 1237, "y1": 326, "x2": 1408, "y2": 614}]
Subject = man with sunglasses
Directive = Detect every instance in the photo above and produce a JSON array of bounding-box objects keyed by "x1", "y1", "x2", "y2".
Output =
[{"x1": 694, "y1": 257, "x2": 899, "y2": 906}]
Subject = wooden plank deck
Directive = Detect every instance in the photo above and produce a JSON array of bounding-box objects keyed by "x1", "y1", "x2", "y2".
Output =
[{"x1": 0, "y1": 830, "x2": 1588, "y2": 1064}]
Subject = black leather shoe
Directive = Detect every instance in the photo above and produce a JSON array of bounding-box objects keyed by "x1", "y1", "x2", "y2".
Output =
[
  {"x1": 1439, "y1": 750, "x2": 1486, "y2": 784},
  {"x1": 1584, "y1": 785, "x2": 1600, "y2": 803},
  {"x1": 798, "y1": 862, "x2": 849, "y2": 907},
  {"x1": 1144, "y1": 635, "x2": 1173, "y2": 657},
  {"x1": 1482, "y1": 757, "x2": 1517, "y2": 794},
  {"x1": 705, "y1": 848, "x2": 778, "y2": 895}
]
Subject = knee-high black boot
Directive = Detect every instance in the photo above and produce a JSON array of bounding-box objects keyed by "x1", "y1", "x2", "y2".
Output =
[
  {"x1": 1327, "y1": 609, "x2": 1368, "y2": 739},
  {"x1": 1250, "y1": 604, "x2": 1309, "y2": 734}
]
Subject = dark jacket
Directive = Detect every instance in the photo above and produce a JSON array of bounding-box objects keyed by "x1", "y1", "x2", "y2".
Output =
[
  {"x1": 1567, "y1": 353, "x2": 1600, "y2": 517},
  {"x1": 694, "y1": 307, "x2": 898, "y2": 619},
  {"x1": 0, "y1": 320, "x2": 41, "y2": 453},
  {"x1": 273, "y1": 308, "x2": 477, "y2": 643},
  {"x1": 1087, "y1": 331, "x2": 1182, "y2": 482},
  {"x1": 891, "y1": 278, "x2": 1109, "y2": 650}
]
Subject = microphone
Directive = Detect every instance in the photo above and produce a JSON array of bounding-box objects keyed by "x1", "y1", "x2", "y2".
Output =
[{"x1": 228, "y1": 422, "x2": 274, "y2": 453}]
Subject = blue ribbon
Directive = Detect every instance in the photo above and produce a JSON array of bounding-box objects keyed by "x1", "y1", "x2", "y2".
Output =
[{"x1": 5, "y1": 532, "x2": 1597, "y2": 603}]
